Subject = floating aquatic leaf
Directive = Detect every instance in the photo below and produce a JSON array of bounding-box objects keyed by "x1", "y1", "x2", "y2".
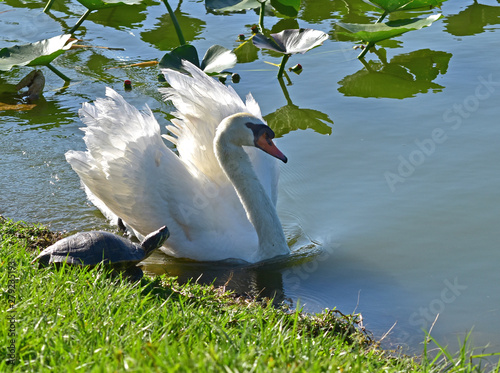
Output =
[
  {"x1": 270, "y1": 0, "x2": 301, "y2": 17},
  {"x1": 159, "y1": 44, "x2": 236, "y2": 74},
  {"x1": 0, "y1": 34, "x2": 76, "y2": 71},
  {"x1": 336, "y1": 14, "x2": 441, "y2": 43},
  {"x1": 200, "y1": 45, "x2": 237, "y2": 73},
  {"x1": 400, "y1": 0, "x2": 447, "y2": 10},
  {"x1": 76, "y1": 0, "x2": 142, "y2": 11},
  {"x1": 205, "y1": 0, "x2": 300, "y2": 16},
  {"x1": 234, "y1": 39, "x2": 259, "y2": 64},
  {"x1": 253, "y1": 28, "x2": 328, "y2": 54},
  {"x1": 365, "y1": 0, "x2": 446, "y2": 12},
  {"x1": 205, "y1": 0, "x2": 261, "y2": 12},
  {"x1": 159, "y1": 44, "x2": 200, "y2": 72}
]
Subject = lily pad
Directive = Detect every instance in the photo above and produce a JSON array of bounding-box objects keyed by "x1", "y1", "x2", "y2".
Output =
[
  {"x1": 270, "y1": 0, "x2": 301, "y2": 17},
  {"x1": 252, "y1": 28, "x2": 328, "y2": 55},
  {"x1": 159, "y1": 44, "x2": 200, "y2": 72},
  {"x1": 234, "y1": 39, "x2": 259, "y2": 64},
  {"x1": 200, "y1": 45, "x2": 237, "y2": 73},
  {"x1": 336, "y1": 14, "x2": 441, "y2": 43},
  {"x1": 205, "y1": 0, "x2": 262, "y2": 12},
  {"x1": 76, "y1": 0, "x2": 142, "y2": 11},
  {"x1": 0, "y1": 34, "x2": 76, "y2": 71},
  {"x1": 159, "y1": 44, "x2": 236, "y2": 74},
  {"x1": 365, "y1": 0, "x2": 446, "y2": 12},
  {"x1": 205, "y1": 0, "x2": 300, "y2": 16}
]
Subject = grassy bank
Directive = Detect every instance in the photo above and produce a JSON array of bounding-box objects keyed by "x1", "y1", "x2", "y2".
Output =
[{"x1": 1, "y1": 216, "x2": 498, "y2": 372}]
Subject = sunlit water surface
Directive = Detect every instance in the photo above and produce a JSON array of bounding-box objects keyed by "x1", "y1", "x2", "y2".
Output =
[{"x1": 1, "y1": 0, "x2": 499, "y2": 362}]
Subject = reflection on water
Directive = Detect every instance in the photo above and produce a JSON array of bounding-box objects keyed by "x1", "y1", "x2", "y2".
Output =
[
  {"x1": 338, "y1": 49, "x2": 452, "y2": 99},
  {"x1": 141, "y1": 243, "x2": 323, "y2": 307},
  {"x1": 84, "y1": 1, "x2": 151, "y2": 30},
  {"x1": 265, "y1": 78, "x2": 333, "y2": 137},
  {"x1": 301, "y1": 0, "x2": 375, "y2": 24},
  {"x1": 444, "y1": 2, "x2": 500, "y2": 36},
  {"x1": 0, "y1": 78, "x2": 75, "y2": 129},
  {"x1": 142, "y1": 252, "x2": 289, "y2": 304},
  {"x1": 140, "y1": 3, "x2": 206, "y2": 51}
]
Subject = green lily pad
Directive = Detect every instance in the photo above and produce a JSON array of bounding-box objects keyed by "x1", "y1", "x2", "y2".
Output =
[
  {"x1": 205, "y1": 0, "x2": 300, "y2": 16},
  {"x1": 76, "y1": 0, "x2": 142, "y2": 11},
  {"x1": 234, "y1": 38, "x2": 259, "y2": 64},
  {"x1": 253, "y1": 28, "x2": 328, "y2": 55},
  {"x1": 270, "y1": 0, "x2": 301, "y2": 17},
  {"x1": 159, "y1": 44, "x2": 200, "y2": 72},
  {"x1": 159, "y1": 44, "x2": 236, "y2": 74},
  {"x1": 336, "y1": 14, "x2": 441, "y2": 43},
  {"x1": 205, "y1": 0, "x2": 262, "y2": 12},
  {"x1": 365, "y1": 0, "x2": 446, "y2": 12},
  {"x1": 0, "y1": 34, "x2": 76, "y2": 72}
]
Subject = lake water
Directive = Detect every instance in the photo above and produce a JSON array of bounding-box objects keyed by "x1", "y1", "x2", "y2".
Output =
[{"x1": 1, "y1": 0, "x2": 499, "y2": 362}]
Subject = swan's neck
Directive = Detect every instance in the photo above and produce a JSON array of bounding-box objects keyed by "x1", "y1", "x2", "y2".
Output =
[{"x1": 215, "y1": 138, "x2": 289, "y2": 261}]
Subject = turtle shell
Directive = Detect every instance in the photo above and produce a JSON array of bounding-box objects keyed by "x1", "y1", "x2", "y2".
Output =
[{"x1": 34, "y1": 231, "x2": 146, "y2": 270}]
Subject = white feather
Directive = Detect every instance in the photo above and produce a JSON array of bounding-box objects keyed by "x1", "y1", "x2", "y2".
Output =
[{"x1": 66, "y1": 62, "x2": 287, "y2": 262}]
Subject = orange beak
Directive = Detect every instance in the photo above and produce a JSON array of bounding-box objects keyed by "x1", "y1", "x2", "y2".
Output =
[{"x1": 256, "y1": 134, "x2": 288, "y2": 163}]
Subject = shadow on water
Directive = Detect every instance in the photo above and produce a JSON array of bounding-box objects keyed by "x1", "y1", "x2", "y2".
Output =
[
  {"x1": 141, "y1": 241, "x2": 426, "y2": 353},
  {"x1": 140, "y1": 247, "x2": 324, "y2": 307}
]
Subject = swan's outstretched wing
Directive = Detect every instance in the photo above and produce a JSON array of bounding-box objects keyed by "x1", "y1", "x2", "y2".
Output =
[
  {"x1": 65, "y1": 88, "x2": 211, "y2": 248},
  {"x1": 160, "y1": 62, "x2": 279, "y2": 204},
  {"x1": 66, "y1": 64, "x2": 282, "y2": 260}
]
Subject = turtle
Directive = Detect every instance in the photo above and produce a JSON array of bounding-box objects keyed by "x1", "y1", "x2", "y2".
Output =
[{"x1": 32, "y1": 225, "x2": 169, "y2": 280}]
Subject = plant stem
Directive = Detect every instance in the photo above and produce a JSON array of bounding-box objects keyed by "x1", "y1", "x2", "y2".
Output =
[
  {"x1": 376, "y1": 10, "x2": 389, "y2": 24},
  {"x1": 278, "y1": 76, "x2": 292, "y2": 105},
  {"x1": 259, "y1": 1, "x2": 265, "y2": 32},
  {"x1": 68, "y1": 9, "x2": 92, "y2": 34},
  {"x1": 43, "y1": 0, "x2": 56, "y2": 13},
  {"x1": 46, "y1": 63, "x2": 71, "y2": 82},
  {"x1": 357, "y1": 42, "x2": 373, "y2": 59},
  {"x1": 277, "y1": 54, "x2": 290, "y2": 79},
  {"x1": 161, "y1": 0, "x2": 186, "y2": 45},
  {"x1": 358, "y1": 10, "x2": 388, "y2": 59},
  {"x1": 359, "y1": 57, "x2": 372, "y2": 71}
]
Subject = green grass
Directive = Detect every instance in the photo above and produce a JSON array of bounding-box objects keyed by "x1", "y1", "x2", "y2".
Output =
[{"x1": 1, "y1": 216, "x2": 499, "y2": 372}]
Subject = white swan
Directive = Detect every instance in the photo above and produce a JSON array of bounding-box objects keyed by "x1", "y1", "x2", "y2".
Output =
[{"x1": 65, "y1": 62, "x2": 290, "y2": 263}]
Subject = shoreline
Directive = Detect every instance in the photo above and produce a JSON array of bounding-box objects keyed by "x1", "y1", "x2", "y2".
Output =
[{"x1": 1, "y1": 215, "x2": 498, "y2": 371}]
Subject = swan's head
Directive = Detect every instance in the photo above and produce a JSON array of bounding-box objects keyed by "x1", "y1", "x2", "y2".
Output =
[{"x1": 216, "y1": 113, "x2": 288, "y2": 163}]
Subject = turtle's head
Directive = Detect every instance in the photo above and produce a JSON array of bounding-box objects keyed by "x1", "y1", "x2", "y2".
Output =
[{"x1": 141, "y1": 225, "x2": 170, "y2": 256}]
